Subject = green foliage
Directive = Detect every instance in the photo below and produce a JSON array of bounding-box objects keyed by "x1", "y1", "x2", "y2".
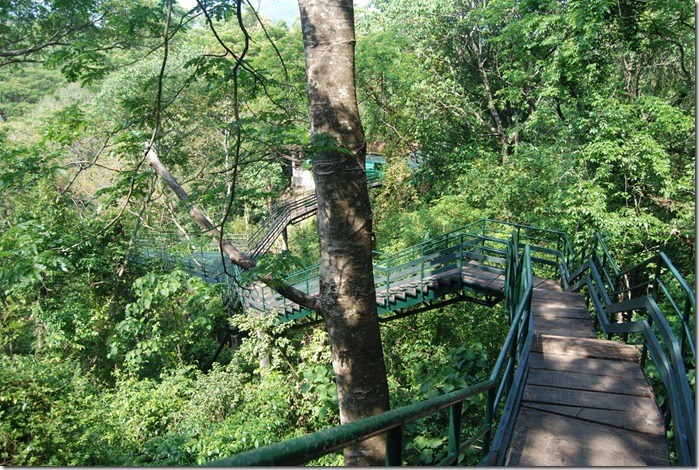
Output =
[
  {"x1": 300, "y1": 364, "x2": 339, "y2": 421},
  {"x1": 108, "y1": 270, "x2": 226, "y2": 377},
  {"x1": 0, "y1": 65, "x2": 66, "y2": 121},
  {"x1": 0, "y1": 355, "x2": 113, "y2": 466},
  {"x1": 0, "y1": 0, "x2": 694, "y2": 465},
  {"x1": 243, "y1": 250, "x2": 306, "y2": 286},
  {"x1": 286, "y1": 218, "x2": 320, "y2": 266}
]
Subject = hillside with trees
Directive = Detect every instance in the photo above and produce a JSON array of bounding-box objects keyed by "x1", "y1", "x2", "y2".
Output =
[{"x1": 0, "y1": 0, "x2": 694, "y2": 465}]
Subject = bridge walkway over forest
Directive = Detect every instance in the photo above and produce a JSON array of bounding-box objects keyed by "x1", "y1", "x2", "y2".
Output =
[{"x1": 134, "y1": 195, "x2": 694, "y2": 465}]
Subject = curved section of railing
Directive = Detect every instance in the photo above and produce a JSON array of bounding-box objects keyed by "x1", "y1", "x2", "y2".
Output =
[
  {"x1": 247, "y1": 192, "x2": 318, "y2": 259},
  {"x1": 246, "y1": 171, "x2": 384, "y2": 261},
  {"x1": 206, "y1": 240, "x2": 533, "y2": 466},
  {"x1": 239, "y1": 219, "x2": 571, "y2": 321},
  {"x1": 565, "y1": 235, "x2": 695, "y2": 466}
]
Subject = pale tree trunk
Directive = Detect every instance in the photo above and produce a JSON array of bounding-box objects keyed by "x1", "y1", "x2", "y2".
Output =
[{"x1": 298, "y1": 0, "x2": 390, "y2": 465}]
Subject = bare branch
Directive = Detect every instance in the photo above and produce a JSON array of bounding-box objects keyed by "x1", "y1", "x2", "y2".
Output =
[{"x1": 145, "y1": 148, "x2": 319, "y2": 312}]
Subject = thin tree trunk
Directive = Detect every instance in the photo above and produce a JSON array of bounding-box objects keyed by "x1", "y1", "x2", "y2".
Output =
[{"x1": 299, "y1": 0, "x2": 390, "y2": 465}]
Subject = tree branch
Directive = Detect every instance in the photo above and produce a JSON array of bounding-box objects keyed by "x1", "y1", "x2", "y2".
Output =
[{"x1": 145, "y1": 148, "x2": 319, "y2": 312}]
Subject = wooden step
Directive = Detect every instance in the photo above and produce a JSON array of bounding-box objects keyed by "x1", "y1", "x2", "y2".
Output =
[{"x1": 505, "y1": 406, "x2": 668, "y2": 466}]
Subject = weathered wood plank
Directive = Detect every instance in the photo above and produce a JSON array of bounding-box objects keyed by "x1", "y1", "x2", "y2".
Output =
[
  {"x1": 529, "y1": 352, "x2": 643, "y2": 376},
  {"x1": 523, "y1": 403, "x2": 666, "y2": 436},
  {"x1": 532, "y1": 290, "x2": 585, "y2": 301},
  {"x1": 522, "y1": 384, "x2": 662, "y2": 415},
  {"x1": 506, "y1": 407, "x2": 669, "y2": 466},
  {"x1": 526, "y1": 367, "x2": 652, "y2": 396},
  {"x1": 532, "y1": 334, "x2": 641, "y2": 362},
  {"x1": 532, "y1": 319, "x2": 597, "y2": 338},
  {"x1": 505, "y1": 278, "x2": 669, "y2": 467},
  {"x1": 531, "y1": 307, "x2": 592, "y2": 322},
  {"x1": 532, "y1": 277, "x2": 561, "y2": 291}
]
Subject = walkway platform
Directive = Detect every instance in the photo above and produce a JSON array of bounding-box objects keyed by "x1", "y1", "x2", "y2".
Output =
[
  {"x1": 505, "y1": 278, "x2": 669, "y2": 466},
  {"x1": 244, "y1": 257, "x2": 507, "y2": 322}
]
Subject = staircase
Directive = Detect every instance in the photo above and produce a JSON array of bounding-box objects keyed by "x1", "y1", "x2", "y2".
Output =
[
  {"x1": 247, "y1": 192, "x2": 318, "y2": 259},
  {"x1": 239, "y1": 226, "x2": 512, "y2": 323},
  {"x1": 204, "y1": 222, "x2": 694, "y2": 466},
  {"x1": 246, "y1": 170, "x2": 384, "y2": 259}
]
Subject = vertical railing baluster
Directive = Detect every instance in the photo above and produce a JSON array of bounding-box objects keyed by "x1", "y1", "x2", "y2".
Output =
[
  {"x1": 420, "y1": 253, "x2": 425, "y2": 299},
  {"x1": 681, "y1": 299, "x2": 690, "y2": 358},
  {"x1": 448, "y1": 402, "x2": 463, "y2": 465},
  {"x1": 652, "y1": 260, "x2": 661, "y2": 301},
  {"x1": 385, "y1": 426, "x2": 403, "y2": 465},
  {"x1": 261, "y1": 285, "x2": 266, "y2": 312},
  {"x1": 481, "y1": 387, "x2": 495, "y2": 459},
  {"x1": 386, "y1": 258, "x2": 391, "y2": 303}
]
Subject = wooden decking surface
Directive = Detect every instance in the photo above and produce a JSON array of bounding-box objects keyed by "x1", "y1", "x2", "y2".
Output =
[{"x1": 505, "y1": 278, "x2": 669, "y2": 466}]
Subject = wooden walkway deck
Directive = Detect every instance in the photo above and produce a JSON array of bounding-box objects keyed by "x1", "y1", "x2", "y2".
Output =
[{"x1": 505, "y1": 278, "x2": 669, "y2": 466}]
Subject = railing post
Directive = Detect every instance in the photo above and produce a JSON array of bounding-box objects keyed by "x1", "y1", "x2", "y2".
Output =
[
  {"x1": 651, "y1": 260, "x2": 661, "y2": 301},
  {"x1": 386, "y1": 258, "x2": 391, "y2": 301},
  {"x1": 420, "y1": 254, "x2": 425, "y2": 298},
  {"x1": 385, "y1": 426, "x2": 403, "y2": 465},
  {"x1": 448, "y1": 401, "x2": 463, "y2": 465},
  {"x1": 261, "y1": 285, "x2": 266, "y2": 312},
  {"x1": 681, "y1": 299, "x2": 690, "y2": 358},
  {"x1": 639, "y1": 310, "x2": 653, "y2": 369},
  {"x1": 481, "y1": 387, "x2": 496, "y2": 459}
]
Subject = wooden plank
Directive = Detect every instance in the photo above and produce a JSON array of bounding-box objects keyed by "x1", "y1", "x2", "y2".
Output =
[
  {"x1": 532, "y1": 320, "x2": 597, "y2": 338},
  {"x1": 503, "y1": 279, "x2": 669, "y2": 467},
  {"x1": 522, "y1": 384, "x2": 662, "y2": 416},
  {"x1": 526, "y1": 367, "x2": 652, "y2": 396},
  {"x1": 523, "y1": 403, "x2": 666, "y2": 436},
  {"x1": 505, "y1": 407, "x2": 669, "y2": 466},
  {"x1": 529, "y1": 352, "x2": 642, "y2": 377},
  {"x1": 531, "y1": 297, "x2": 589, "y2": 308},
  {"x1": 461, "y1": 273, "x2": 505, "y2": 291},
  {"x1": 532, "y1": 276, "x2": 561, "y2": 290},
  {"x1": 532, "y1": 306, "x2": 592, "y2": 320},
  {"x1": 532, "y1": 334, "x2": 641, "y2": 362},
  {"x1": 532, "y1": 290, "x2": 585, "y2": 301}
]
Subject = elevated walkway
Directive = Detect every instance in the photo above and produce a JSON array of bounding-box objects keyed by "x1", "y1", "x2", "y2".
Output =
[
  {"x1": 133, "y1": 217, "x2": 694, "y2": 466},
  {"x1": 241, "y1": 236, "x2": 509, "y2": 324},
  {"x1": 505, "y1": 278, "x2": 669, "y2": 465},
  {"x1": 133, "y1": 170, "x2": 383, "y2": 284}
]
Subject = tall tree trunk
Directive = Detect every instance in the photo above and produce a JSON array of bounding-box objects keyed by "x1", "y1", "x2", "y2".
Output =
[{"x1": 298, "y1": 0, "x2": 390, "y2": 465}]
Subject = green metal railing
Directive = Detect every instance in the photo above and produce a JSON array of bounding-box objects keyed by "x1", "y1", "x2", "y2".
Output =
[
  {"x1": 246, "y1": 167, "x2": 384, "y2": 260},
  {"x1": 240, "y1": 219, "x2": 573, "y2": 320},
  {"x1": 247, "y1": 192, "x2": 318, "y2": 259},
  {"x1": 135, "y1": 217, "x2": 694, "y2": 465},
  {"x1": 132, "y1": 232, "x2": 239, "y2": 285},
  {"x1": 207, "y1": 239, "x2": 534, "y2": 466},
  {"x1": 566, "y1": 235, "x2": 695, "y2": 466},
  {"x1": 131, "y1": 166, "x2": 385, "y2": 284}
]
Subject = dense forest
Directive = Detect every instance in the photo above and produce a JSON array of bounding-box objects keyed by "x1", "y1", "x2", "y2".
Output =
[{"x1": 0, "y1": 0, "x2": 694, "y2": 465}]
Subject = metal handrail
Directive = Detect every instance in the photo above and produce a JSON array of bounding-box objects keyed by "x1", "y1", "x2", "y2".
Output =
[
  {"x1": 207, "y1": 239, "x2": 533, "y2": 466},
  {"x1": 135, "y1": 219, "x2": 693, "y2": 465},
  {"x1": 570, "y1": 237, "x2": 695, "y2": 465},
  {"x1": 241, "y1": 219, "x2": 571, "y2": 319}
]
